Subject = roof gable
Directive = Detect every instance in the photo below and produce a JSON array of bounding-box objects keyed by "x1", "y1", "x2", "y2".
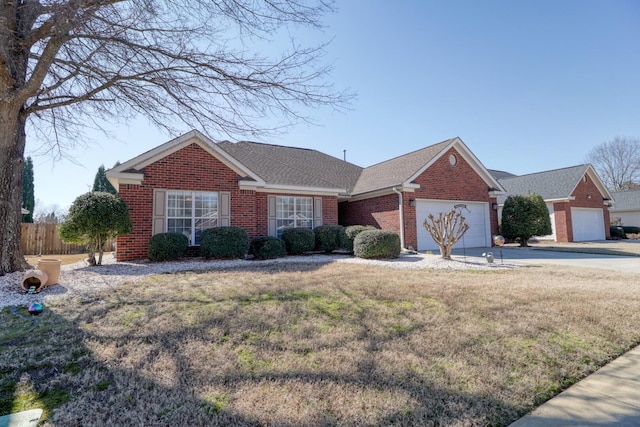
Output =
[
  {"x1": 106, "y1": 130, "x2": 264, "y2": 188},
  {"x1": 106, "y1": 130, "x2": 359, "y2": 194},
  {"x1": 498, "y1": 164, "x2": 613, "y2": 203},
  {"x1": 351, "y1": 137, "x2": 504, "y2": 196}
]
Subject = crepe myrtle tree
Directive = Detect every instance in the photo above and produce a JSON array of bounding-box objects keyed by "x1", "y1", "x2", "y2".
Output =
[
  {"x1": 0, "y1": 1, "x2": 351, "y2": 274},
  {"x1": 500, "y1": 193, "x2": 552, "y2": 247},
  {"x1": 59, "y1": 192, "x2": 132, "y2": 266},
  {"x1": 422, "y1": 209, "x2": 470, "y2": 260}
]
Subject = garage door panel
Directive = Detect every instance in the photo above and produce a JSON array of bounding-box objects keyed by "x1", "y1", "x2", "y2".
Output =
[
  {"x1": 571, "y1": 208, "x2": 605, "y2": 242},
  {"x1": 416, "y1": 200, "x2": 490, "y2": 251}
]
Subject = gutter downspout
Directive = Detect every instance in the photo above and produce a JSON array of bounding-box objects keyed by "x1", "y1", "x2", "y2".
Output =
[{"x1": 392, "y1": 187, "x2": 406, "y2": 249}]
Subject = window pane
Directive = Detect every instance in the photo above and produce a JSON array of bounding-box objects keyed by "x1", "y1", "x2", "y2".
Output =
[
  {"x1": 167, "y1": 218, "x2": 192, "y2": 244},
  {"x1": 276, "y1": 196, "x2": 313, "y2": 232},
  {"x1": 167, "y1": 191, "x2": 191, "y2": 217},
  {"x1": 167, "y1": 191, "x2": 218, "y2": 246}
]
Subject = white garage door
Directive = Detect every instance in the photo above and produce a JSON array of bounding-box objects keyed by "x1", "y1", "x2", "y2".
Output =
[
  {"x1": 416, "y1": 200, "x2": 491, "y2": 251},
  {"x1": 571, "y1": 208, "x2": 605, "y2": 241}
]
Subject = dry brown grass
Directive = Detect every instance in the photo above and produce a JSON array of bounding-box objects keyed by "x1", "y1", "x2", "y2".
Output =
[
  {"x1": 2, "y1": 262, "x2": 640, "y2": 426},
  {"x1": 24, "y1": 253, "x2": 113, "y2": 267}
]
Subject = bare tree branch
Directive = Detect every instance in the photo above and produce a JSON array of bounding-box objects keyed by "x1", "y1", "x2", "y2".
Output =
[
  {"x1": 586, "y1": 137, "x2": 640, "y2": 191},
  {"x1": 0, "y1": 0, "x2": 352, "y2": 274}
]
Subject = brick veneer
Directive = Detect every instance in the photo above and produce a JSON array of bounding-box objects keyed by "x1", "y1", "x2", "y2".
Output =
[
  {"x1": 552, "y1": 175, "x2": 611, "y2": 242},
  {"x1": 116, "y1": 143, "x2": 338, "y2": 260},
  {"x1": 340, "y1": 148, "x2": 497, "y2": 249}
]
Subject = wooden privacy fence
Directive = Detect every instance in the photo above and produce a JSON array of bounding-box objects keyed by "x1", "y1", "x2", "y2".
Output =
[{"x1": 21, "y1": 223, "x2": 116, "y2": 255}]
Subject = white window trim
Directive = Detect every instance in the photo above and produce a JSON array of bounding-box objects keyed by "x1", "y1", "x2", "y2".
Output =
[
  {"x1": 166, "y1": 190, "x2": 219, "y2": 245},
  {"x1": 276, "y1": 196, "x2": 314, "y2": 236}
]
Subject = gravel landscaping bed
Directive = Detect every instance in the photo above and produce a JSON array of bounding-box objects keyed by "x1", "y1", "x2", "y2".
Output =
[{"x1": 0, "y1": 252, "x2": 516, "y2": 309}]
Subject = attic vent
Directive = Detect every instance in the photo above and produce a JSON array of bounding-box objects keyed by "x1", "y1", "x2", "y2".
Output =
[
  {"x1": 238, "y1": 189, "x2": 255, "y2": 196},
  {"x1": 583, "y1": 175, "x2": 587, "y2": 183},
  {"x1": 449, "y1": 154, "x2": 457, "y2": 166}
]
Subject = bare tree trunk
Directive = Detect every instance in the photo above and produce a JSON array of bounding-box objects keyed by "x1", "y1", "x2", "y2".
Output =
[{"x1": 0, "y1": 107, "x2": 29, "y2": 274}]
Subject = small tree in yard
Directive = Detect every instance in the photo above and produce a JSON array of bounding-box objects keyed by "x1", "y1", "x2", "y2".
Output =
[
  {"x1": 59, "y1": 192, "x2": 132, "y2": 266},
  {"x1": 501, "y1": 194, "x2": 552, "y2": 247},
  {"x1": 422, "y1": 210, "x2": 469, "y2": 260}
]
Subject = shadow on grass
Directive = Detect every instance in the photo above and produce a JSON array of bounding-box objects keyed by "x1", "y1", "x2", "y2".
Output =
[{"x1": 2, "y1": 273, "x2": 565, "y2": 426}]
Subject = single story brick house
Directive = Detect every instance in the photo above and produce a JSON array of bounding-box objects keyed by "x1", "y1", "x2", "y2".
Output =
[
  {"x1": 495, "y1": 165, "x2": 613, "y2": 242},
  {"x1": 107, "y1": 130, "x2": 505, "y2": 260},
  {"x1": 609, "y1": 190, "x2": 640, "y2": 227}
]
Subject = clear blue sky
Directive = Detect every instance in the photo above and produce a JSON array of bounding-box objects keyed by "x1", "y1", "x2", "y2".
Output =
[{"x1": 26, "y1": 0, "x2": 640, "y2": 212}]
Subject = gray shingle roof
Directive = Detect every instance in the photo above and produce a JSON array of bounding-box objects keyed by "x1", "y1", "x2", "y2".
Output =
[
  {"x1": 351, "y1": 140, "x2": 454, "y2": 195},
  {"x1": 610, "y1": 190, "x2": 640, "y2": 211},
  {"x1": 217, "y1": 140, "x2": 363, "y2": 192},
  {"x1": 489, "y1": 169, "x2": 517, "y2": 180},
  {"x1": 497, "y1": 164, "x2": 590, "y2": 204}
]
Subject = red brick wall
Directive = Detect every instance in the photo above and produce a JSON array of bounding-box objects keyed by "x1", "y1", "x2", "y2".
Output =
[
  {"x1": 569, "y1": 175, "x2": 611, "y2": 239},
  {"x1": 553, "y1": 202, "x2": 572, "y2": 242},
  {"x1": 339, "y1": 148, "x2": 495, "y2": 249},
  {"x1": 116, "y1": 143, "x2": 338, "y2": 260}
]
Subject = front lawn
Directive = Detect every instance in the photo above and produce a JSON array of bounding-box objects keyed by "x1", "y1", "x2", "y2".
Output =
[{"x1": 2, "y1": 262, "x2": 640, "y2": 425}]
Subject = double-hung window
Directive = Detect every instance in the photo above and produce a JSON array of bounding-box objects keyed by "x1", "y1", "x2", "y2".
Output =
[
  {"x1": 275, "y1": 196, "x2": 313, "y2": 237},
  {"x1": 167, "y1": 191, "x2": 218, "y2": 245}
]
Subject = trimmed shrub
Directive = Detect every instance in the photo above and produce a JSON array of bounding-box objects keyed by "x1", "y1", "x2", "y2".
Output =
[
  {"x1": 353, "y1": 230, "x2": 401, "y2": 259},
  {"x1": 250, "y1": 236, "x2": 287, "y2": 260},
  {"x1": 622, "y1": 226, "x2": 640, "y2": 235},
  {"x1": 148, "y1": 233, "x2": 189, "y2": 261},
  {"x1": 610, "y1": 226, "x2": 626, "y2": 239},
  {"x1": 281, "y1": 227, "x2": 315, "y2": 255},
  {"x1": 200, "y1": 227, "x2": 249, "y2": 259},
  {"x1": 314, "y1": 224, "x2": 344, "y2": 253},
  {"x1": 341, "y1": 225, "x2": 377, "y2": 252}
]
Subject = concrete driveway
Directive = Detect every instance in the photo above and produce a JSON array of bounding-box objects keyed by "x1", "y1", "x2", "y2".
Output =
[{"x1": 451, "y1": 242, "x2": 640, "y2": 273}]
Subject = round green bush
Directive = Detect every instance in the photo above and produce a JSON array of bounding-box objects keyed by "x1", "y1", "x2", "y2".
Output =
[
  {"x1": 622, "y1": 226, "x2": 640, "y2": 235},
  {"x1": 314, "y1": 224, "x2": 344, "y2": 253},
  {"x1": 610, "y1": 226, "x2": 626, "y2": 239},
  {"x1": 281, "y1": 227, "x2": 315, "y2": 255},
  {"x1": 148, "y1": 233, "x2": 188, "y2": 261},
  {"x1": 341, "y1": 225, "x2": 377, "y2": 252},
  {"x1": 250, "y1": 236, "x2": 287, "y2": 260},
  {"x1": 353, "y1": 229, "x2": 401, "y2": 259},
  {"x1": 200, "y1": 226, "x2": 249, "y2": 259}
]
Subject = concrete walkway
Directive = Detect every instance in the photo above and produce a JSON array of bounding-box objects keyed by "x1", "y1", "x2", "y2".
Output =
[
  {"x1": 510, "y1": 344, "x2": 640, "y2": 426},
  {"x1": 451, "y1": 245, "x2": 640, "y2": 273}
]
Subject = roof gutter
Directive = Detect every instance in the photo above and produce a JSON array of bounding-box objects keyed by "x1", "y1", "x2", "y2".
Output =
[{"x1": 392, "y1": 187, "x2": 406, "y2": 249}]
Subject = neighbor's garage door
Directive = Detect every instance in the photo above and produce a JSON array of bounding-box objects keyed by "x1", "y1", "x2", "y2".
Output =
[
  {"x1": 571, "y1": 207, "x2": 605, "y2": 241},
  {"x1": 416, "y1": 200, "x2": 490, "y2": 251}
]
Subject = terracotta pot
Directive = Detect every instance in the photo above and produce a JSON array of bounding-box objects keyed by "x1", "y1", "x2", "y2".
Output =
[
  {"x1": 21, "y1": 270, "x2": 49, "y2": 294},
  {"x1": 37, "y1": 258, "x2": 61, "y2": 285}
]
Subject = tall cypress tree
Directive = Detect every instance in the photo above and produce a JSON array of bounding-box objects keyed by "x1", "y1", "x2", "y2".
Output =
[
  {"x1": 92, "y1": 165, "x2": 118, "y2": 194},
  {"x1": 22, "y1": 157, "x2": 35, "y2": 223}
]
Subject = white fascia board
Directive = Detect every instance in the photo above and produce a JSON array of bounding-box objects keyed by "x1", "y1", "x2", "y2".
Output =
[
  {"x1": 107, "y1": 130, "x2": 264, "y2": 184},
  {"x1": 546, "y1": 197, "x2": 575, "y2": 203},
  {"x1": 345, "y1": 185, "x2": 414, "y2": 202},
  {"x1": 586, "y1": 165, "x2": 614, "y2": 201},
  {"x1": 106, "y1": 171, "x2": 145, "y2": 188},
  {"x1": 405, "y1": 138, "x2": 506, "y2": 192},
  {"x1": 255, "y1": 184, "x2": 347, "y2": 196}
]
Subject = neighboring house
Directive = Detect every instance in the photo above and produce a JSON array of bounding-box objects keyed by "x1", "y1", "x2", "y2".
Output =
[
  {"x1": 610, "y1": 191, "x2": 640, "y2": 227},
  {"x1": 107, "y1": 130, "x2": 504, "y2": 260},
  {"x1": 496, "y1": 165, "x2": 613, "y2": 242}
]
